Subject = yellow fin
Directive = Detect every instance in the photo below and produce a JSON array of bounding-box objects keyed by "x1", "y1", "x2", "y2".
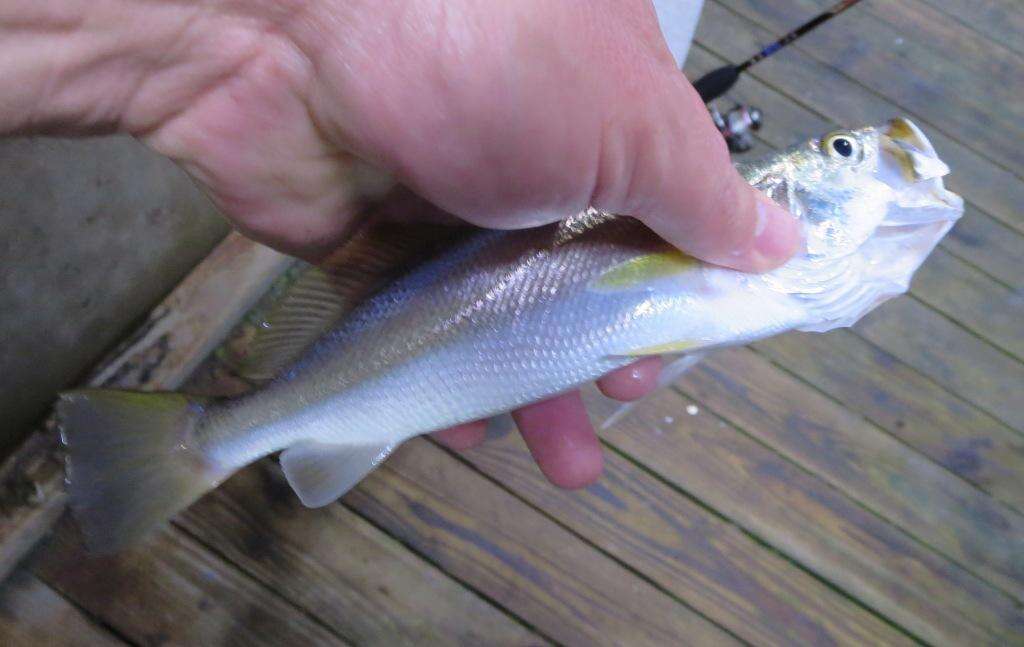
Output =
[
  {"x1": 613, "y1": 339, "x2": 704, "y2": 357},
  {"x1": 591, "y1": 250, "x2": 697, "y2": 291}
]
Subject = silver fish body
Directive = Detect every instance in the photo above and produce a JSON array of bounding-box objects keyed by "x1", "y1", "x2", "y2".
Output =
[
  {"x1": 201, "y1": 214, "x2": 803, "y2": 467},
  {"x1": 57, "y1": 118, "x2": 963, "y2": 549}
]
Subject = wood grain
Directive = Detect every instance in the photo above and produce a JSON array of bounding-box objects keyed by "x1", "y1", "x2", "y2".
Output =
[
  {"x1": 757, "y1": 330, "x2": 1024, "y2": 512},
  {"x1": 0, "y1": 570, "x2": 125, "y2": 647},
  {"x1": 677, "y1": 347, "x2": 1024, "y2": 600},
  {"x1": 178, "y1": 462, "x2": 545, "y2": 646},
  {"x1": 347, "y1": 439, "x2": 739, "y2": 647},
  {"x1": 457, "y1": 414, "x2": 913, "y2": 646},
  {"x1": 915, "y1": 0, "x2": 1024, "y2": 57},
  {"x1": 591, "y1": 387, "x2": 1024, "y2": 646},
  {"x1": 712, "y1": 0, "x2": 1024, "y2": 173},
  {"x1": 855, "y1": 297, "x2": 1024, "y2": 433},
  {"x1": 31, "y1": 517, "x2": 347, "y2": 646}
]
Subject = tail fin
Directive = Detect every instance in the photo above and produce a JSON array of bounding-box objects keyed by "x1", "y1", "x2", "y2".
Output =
[{"x1": 56, "y1": 389, "x2": 229, "y2": 552}]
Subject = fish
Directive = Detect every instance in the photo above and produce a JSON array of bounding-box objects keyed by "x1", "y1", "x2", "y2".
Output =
[{"x1": 57, "y1": 118, "x2": 962, "y2": 551}]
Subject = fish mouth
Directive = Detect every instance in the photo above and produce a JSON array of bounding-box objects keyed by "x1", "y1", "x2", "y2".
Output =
[
  {"x1": 876, "y1": 117, "x2": 963, "y2": 226},
  {"x1": 880, "y1": 117, "x2": 949, "y2": 182},
  {"x1": 856, "y1": 118, "x2": 964, "y2": 298}
]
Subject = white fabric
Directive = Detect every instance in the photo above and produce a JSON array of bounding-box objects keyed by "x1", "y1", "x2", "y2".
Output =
[{"x1": 652, "y1": 0, "x2": 705, "y2": 66}]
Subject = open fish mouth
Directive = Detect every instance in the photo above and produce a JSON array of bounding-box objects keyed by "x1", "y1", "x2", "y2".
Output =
[
  {"x1": 859, "y1": 118, "x2": 963, "y2": 295},
  {"x1": 876, "y1": 117, "x2": 963, "y2": 227}
]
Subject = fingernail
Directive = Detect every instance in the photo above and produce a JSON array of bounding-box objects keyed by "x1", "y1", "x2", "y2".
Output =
[{"x1": 751, "y1": 196, "x2": 802, "y2": 270}]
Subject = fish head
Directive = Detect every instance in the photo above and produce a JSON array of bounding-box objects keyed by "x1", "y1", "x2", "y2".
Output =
[
  {"x1": 755, "y1": 117, "x2": 962, "y2": 258},
  {"x1": 743, "y1": 118, "x2": 963, "y2": 330}
]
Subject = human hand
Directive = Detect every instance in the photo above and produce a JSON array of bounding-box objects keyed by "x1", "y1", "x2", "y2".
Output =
[{"x1": 2, "y1": 0, "x2": 799, "y2": 488}]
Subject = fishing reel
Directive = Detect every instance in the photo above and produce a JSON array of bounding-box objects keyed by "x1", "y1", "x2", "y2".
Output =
[{"x1": 710, "y1": 103, "x2": 763, "y2": 154}]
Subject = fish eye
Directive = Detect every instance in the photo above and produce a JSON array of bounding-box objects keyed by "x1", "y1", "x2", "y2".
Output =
[
  {"x1": 822, "y1": 132, "x2": 862, "y2": 163},
  {"x1": 832, "y1": 137, "x2": 853, "y2": 157}
]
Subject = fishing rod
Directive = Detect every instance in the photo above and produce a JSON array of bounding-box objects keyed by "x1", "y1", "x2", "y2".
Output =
[
  {"x1": 695, "y1": 0, "x2": 866, "y2": 152},
  {"x1": 693, "y1": 0, "x2": 865, "y2": 103}
]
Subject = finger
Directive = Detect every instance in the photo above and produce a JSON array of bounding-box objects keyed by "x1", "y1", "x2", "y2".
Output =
[
  {"x1": 511, "y1": 390, "x2": 603, "y2": 489},
  {"x1": 597, "y1": 357, "x2": 662, "y2": 401},
  {"x1": 432, "y1": 420, "x2": 488, "y2": 451},
  {"x1": 592, "y1": 73, "x2": 802, "y2": 272}
]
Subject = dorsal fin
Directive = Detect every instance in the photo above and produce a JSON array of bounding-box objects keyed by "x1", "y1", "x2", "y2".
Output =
[{"x1": 220, "y1": 222, "x2": 465, "y2": 382}]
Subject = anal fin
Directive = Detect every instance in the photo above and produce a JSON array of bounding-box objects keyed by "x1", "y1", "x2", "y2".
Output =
[{"x1": 279, "y1": 440, "x2": 397, "y2": 507}]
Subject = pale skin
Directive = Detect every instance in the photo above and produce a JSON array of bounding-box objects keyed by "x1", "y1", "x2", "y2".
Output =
[{"x1": 2, "y1": 0, "x2": 799, "y2": 488}]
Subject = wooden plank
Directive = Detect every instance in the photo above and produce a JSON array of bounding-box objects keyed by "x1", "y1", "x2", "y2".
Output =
[
  {"x1": 31, "y1": 517, "x2": 346, "y2": 646},
  {"x1": 865, "y1": 0, "x2": 1024, "y2": 107},
  {"x1": 712, "y1": 0, "x2": 1024, "y2": 173},
  {"x1": 0, "y1": 232, "x2": 288, "y2": 582},
  {"x1": 178, "y1": 463, "x2": 545, "y2": 646},
  {"x1": 911, "y1": 247, "x2": 1024, "y2": 361},
  {"x1": 756, "y1": 329, "x2": 1024, "y2": 513},
  {"x1": 855, "y1": 297, "x2": 1024, "y2": 433},
  {"x1": 86, "y1": 231, "x2": 290, "y2": 390},
  {"x1": 686, "y1": 45, "x2": 1024, "y2": 293},
  {"x1": 677, "y1": 347, "x2": 1024, "y2": 600},
  {"x1": 0, "y1": 569, "x2": 125, "y2": 647},
  {"x1": 590, "y1": 388, "x2": 1024, "y2": 646},
  {"x1": 692, "y1": 1, "x2": 1024, "y2": 234},
  {"x1": 942, "y1": 208, "x2": 1022, "y2": 291},
  {"x1": 347, "y1": 439, "x2": 739, "y2": 647},
  {"x1": 915, "y1": 0, "x2": 1024, "y2": 57},
  {"x1": 457, "y1": 414, "x2": 913, "y2": 646}
]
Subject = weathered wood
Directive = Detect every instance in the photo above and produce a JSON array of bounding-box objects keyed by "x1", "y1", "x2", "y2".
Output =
[
  {"x1": 178, "y1": 462, "x2": 545, "y2": 646},
  {"x1": 693, "y1": 1, "x2": 1024, "y2": 233},
  {"x1": 677, "y1": 347, "x2": 1024, "y2": 600},
  {"x1": 909, "y1": 248, "x2": 1024, "y2": 361},
  {"x1": 0, "y1": 430, "x2": 67, "y2": 582},
  {"x1": 942, "y1": 208, "x2": 1022, "y2": 291},
  {"x1": 756, "y1": 329, "x2": 1024, "y2": 512},
  {"x1": 458, "y1": 413, "x2": 913, "y2": 646},
  {"x1": 348, "y1": 438, "x2": 739, "y2": 647},
  {"x1": 0, "y1": 570, "x2": 125, "y2": 647},
  {"x1": 855, "y1": 297, "x2": 1024, "y2": 433},
  {"x1": 31, "y1": 517, "x2": 346, "y2": 646},
  {"x1": 590, "y1": 388, "x2": 1024, "y2": 646},
  {"x1": 712, "y1": 0, "x2": 1024, "y2": 173},
  {"x1": 915, "y1": 0, "x2": 1024, "y2": 57},
  {"x1": 86, "y1": 231, "x2": 291, "y2": 390},
  {"x1": 0, "y1": 232, "x2": 289, "y2": 583}
]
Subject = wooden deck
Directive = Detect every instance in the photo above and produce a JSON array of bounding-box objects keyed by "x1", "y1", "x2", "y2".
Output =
[{"x1": 3, "y1": 1, "x2": 1022, "y2": 644}]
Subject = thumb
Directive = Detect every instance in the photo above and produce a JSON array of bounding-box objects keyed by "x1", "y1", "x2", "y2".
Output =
[{"x1": 592, "y1": 74, "x2": 801, "y2": 272}]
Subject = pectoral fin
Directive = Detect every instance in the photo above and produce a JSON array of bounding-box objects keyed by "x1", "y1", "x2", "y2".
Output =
[
  {"x1": 590, "y1": 250, "x2": 699, "y2": 293},
  {"x1": 280, "y1": 440, "x2": 397, "y2": 507}
]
